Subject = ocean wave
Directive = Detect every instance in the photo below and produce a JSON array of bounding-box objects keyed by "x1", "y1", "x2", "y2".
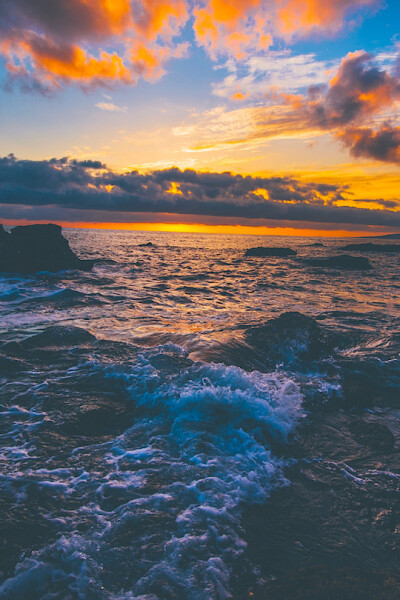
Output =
[{"x1": 0, "y1": 354, "x2": 304, "y2": 599}]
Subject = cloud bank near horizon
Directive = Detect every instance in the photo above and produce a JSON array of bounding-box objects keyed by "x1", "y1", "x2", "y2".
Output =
[{"x1": 0, "y1": 154, "x2": 399, "y2": 229}]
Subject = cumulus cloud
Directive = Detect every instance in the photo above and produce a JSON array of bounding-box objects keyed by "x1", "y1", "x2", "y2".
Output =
[
  {"x1": 0, "y1": 0, "x2": 189, "y2": 91},
  {"x1": 297, "y1": 51, "x2": 400, "y2": 128},
  {"x1": 291, "y1": 51, "x2": 400, "y2": 163},
  {"x1": 0, "y1": 154, "x2": 399, "y2": 227},
  {"x1": 340, "y1": 125, "x2": 400, "y2": 163},
  {"x1": 193, "y1": 0, "x2": 377, "y2": 59},
  {"x1": 0, "y1": 0, "x2": 381, "y2": 91}
]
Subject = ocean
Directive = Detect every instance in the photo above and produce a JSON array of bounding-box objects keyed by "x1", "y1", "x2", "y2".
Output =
[{"x1": 0, "y1": 229, "x2": 399, "y2": 599}]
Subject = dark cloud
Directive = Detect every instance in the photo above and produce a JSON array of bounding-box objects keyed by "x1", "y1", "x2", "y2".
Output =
[
  {"x1": 340, "y1": 125, "x2": 400, "y2": 164},
  {"x1": 0, "y1": 155, "x2": 399, "y2": 228},
  {"x1": 291, "y1": 51, "x2": 400, "y2": 164},
  {"x1": 303, "y1": 51, "x2": 400, "y2": 128}
]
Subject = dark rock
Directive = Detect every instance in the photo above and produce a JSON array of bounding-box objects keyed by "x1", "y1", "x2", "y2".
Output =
[
  {"x1": 245, "y1": 247, "x2": 297, "y2": 257},
  {"x1": 246, "y1": 311, "x2": 328, "y2": 366},
  {"x1": 340, "y1": 368, "x2": 377, "y2": 408},
  {"x1": 20, "y1": 325, "x2": 95, "y2": 349},
  {"x1": 61, "y1": 403, "x2": 130, "y2": 437},
  {"x1": 349, "y1": 419, "x2": 395, "y2": 451},
  {"x1": 342, "y1": 242, "x2": 400, "y2": 253},
  {"x1": 0, "y1": 223, "x2": 94, "y2": 273},
  {"x1": 307, "y1": 242, "x2": 324, "y2": 247},
  {"x1": 306, "y1": 254, "x2": 372, "y2": 270},
  {"x1": 241, "y1": 408, "x2": 400, "y2": 599},
  {"x1": 0, "y1": 224, "x2": 10, "y2": 244},
  {"x1": 138, "y1": 242, "x2": 154, "y2": 247},
  {"x1": 372, "y1": 233, "x2": 400, "y2": 239}
]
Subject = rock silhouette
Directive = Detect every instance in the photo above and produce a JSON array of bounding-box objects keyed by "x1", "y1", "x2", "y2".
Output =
[
  {"x1": 306, "y1": 254, "x2": 371, "y2": 270},
  {"x1": 342, "y1": 242, "x2": 400, "y2": 253},
  {"x1": 245, "y1": 247, "x2": 297, "y2": 257},
  {"x1": 0, "y1": 224, "x2": 93, "y2": 274}
]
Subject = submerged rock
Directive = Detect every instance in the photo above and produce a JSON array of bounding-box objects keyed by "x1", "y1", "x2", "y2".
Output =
[
  {"x1": 306, "y1": 254, "x2": 371, "y2": 270},
  {"x1": 307, "y1": 242, "x2": 324, "y2": 247},
  {"x1": 0, "y1": 223, "x2": 94, "y2": 273},
  {"x1": 138, "y1": 242, "x2": 154, "y2": 247},
  {"x1": 349, "y1": 419, "x2": 395, "y2": 451},
  {"x1": 245, "y1": 247, "x2": 297, "y2": 257},
  {"x1": 246, "y1": 311, "x2": 328, "y2": 366},
  {"x1": 20, "y1": 325, "x2": 95, "y2": 349},
  {"x1": 342, "y1": 242, "x2": 400, "y2": 253}
]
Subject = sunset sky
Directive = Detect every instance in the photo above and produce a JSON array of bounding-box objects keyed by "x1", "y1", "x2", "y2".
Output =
[{"x1": 1, "y1": 0, "x2": 400, "y2": 236}]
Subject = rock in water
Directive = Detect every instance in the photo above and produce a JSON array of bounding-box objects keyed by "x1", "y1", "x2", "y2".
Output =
[
  {"x1": 349, "y1": 419, "x2": 395, "y2": 451},
  {"x1": 246, "y1": 311, "x2": 328, "y2": 367},
  {"x1": 342, "y1": 242, "x2": 400, "y2": 253},
  {"x1": 245, "y1": 247, "x2": 297, "y2": 257},
  {"x1": 0, "y1": 224, "x2": 94, "y2": 273},
  {"x1": 306, "y1": 255, "x2": 371, "y2": 270},
  {"x1": 20, "y1": 325, "x2": 96, "y2": 349},
  {"x1": 0, "y1": 224, "x2": 9, "y2": 244}
]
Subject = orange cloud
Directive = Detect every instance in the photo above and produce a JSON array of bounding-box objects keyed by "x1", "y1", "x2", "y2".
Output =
[
  {"x1": 277, "y1": 0, "x2": 376, "y2": 36},
  {"x1": 132, "y1": 0, "x2": 189, "y2": 40},
  {"x1": 0, "y1": 0, "x2": 190, "y2": 90},
  {"x1": 0, "y1": 0, "x2": 382, "y2": 89},
  {"x1": 193, "y1": 0, "x2": 377, "y2": 58},
  {"x1": 21, "y1": 35, "x2": 131, "y2": 84},
  {"x1": 193, "y1": 0, "x2": 272, "y2": 59}
]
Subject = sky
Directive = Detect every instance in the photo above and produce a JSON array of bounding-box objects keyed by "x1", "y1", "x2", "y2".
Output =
[{"x1": 1, "y1": 0, "x2": 400, "y2": 236}]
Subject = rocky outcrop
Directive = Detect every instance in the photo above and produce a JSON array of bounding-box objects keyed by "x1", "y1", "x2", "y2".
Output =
[
  {"x1": 0, "y1": 224, "x2": 93, "y2": 273},
  {"x1": 342, "y1": 242, "x2": 400, "y2": 253},
  {"x1": 307, "y1": 242, "x2": 324, "y2": 247},
  {"x1": 306, "y1": 254, "x2": 371, "y2": 270},
  {"x1": 245, "y1": 247, "x2": 297, "y2": 257},
  {"x1": 246, "y1": 311, "x2": 328, "y2": 367}
]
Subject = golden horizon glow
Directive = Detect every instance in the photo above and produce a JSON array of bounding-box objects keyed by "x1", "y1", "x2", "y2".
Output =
[{"x1": 2, "y1": 219, "x2": 394, "y2": 238}]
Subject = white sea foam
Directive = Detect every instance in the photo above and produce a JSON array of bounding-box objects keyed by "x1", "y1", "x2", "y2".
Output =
[{"x1": 0, "y1": 357, "x2": 304, "y2": 599}]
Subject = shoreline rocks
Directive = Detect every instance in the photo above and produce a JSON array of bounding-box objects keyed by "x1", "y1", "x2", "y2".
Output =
[{"x1": 0, "y1": 224, "x2": 94, "y2": 274}]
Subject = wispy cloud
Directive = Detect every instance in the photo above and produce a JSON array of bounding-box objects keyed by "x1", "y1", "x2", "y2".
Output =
[
  {"x1": 212, "y1": 52, "x2": 338, "y2": 101},
  {"x1": 95, "y1": 101, "x2": 127, "y2": 112},
  {"x1": 173, "y1": 49, "x2": 400, "y2": 165}
]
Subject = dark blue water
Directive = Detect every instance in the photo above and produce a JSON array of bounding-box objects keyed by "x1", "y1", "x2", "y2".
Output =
[{"x1": 0, "y1": 230, "x2": 399, "y2": 599}]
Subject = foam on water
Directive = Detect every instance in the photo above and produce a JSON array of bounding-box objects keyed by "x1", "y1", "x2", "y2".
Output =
[
  {"x1": 0, "y1": 354, "x2": 304, "y2": 600},
  {"x1": 1, "y1": 230, "x2": 399, "y2": 599}
]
